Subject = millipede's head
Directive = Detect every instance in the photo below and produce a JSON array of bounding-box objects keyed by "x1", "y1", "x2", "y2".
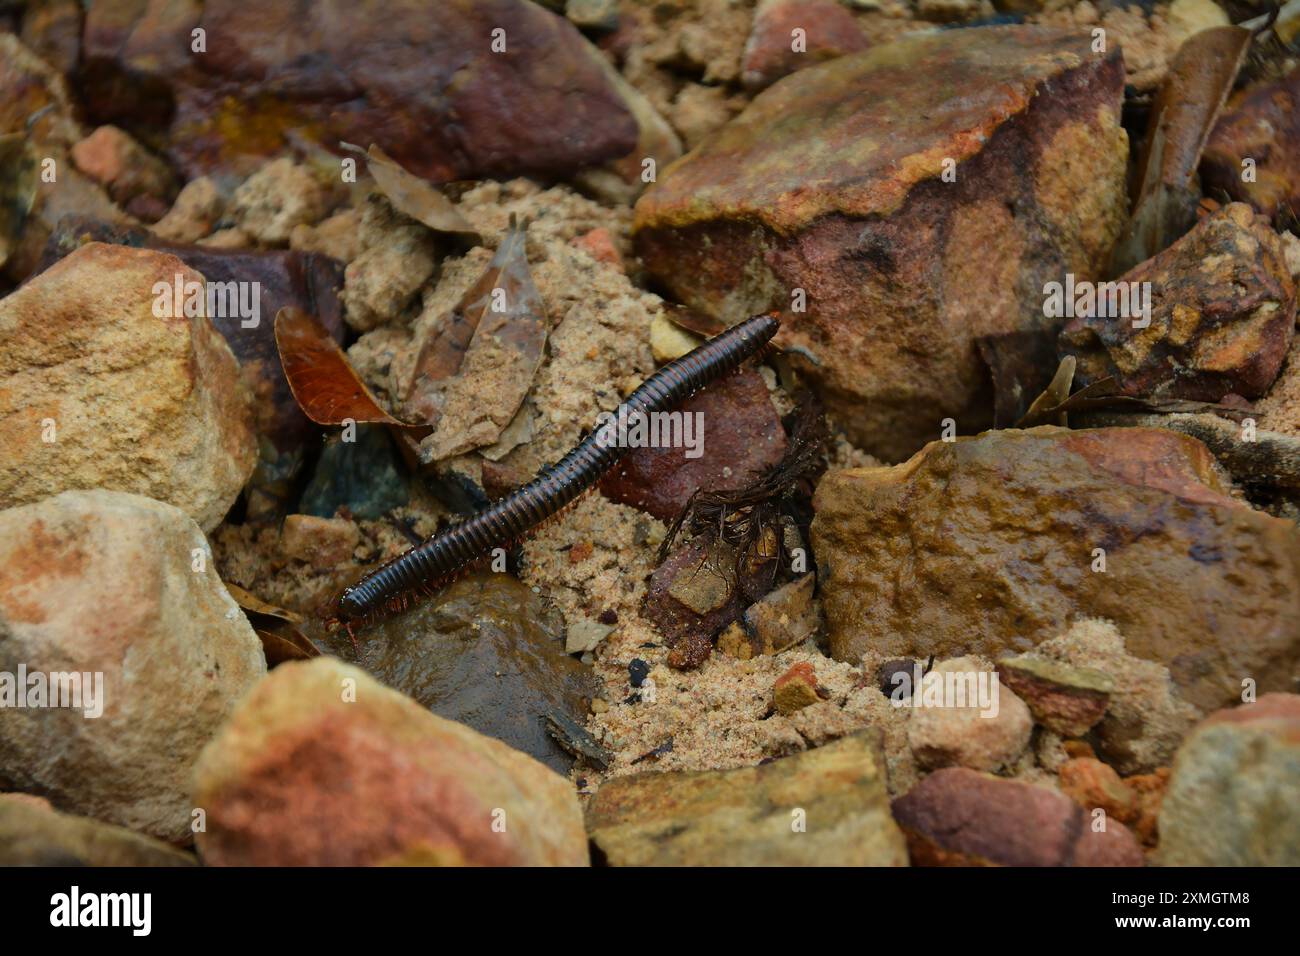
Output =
[{"x1": 336, "y1": 585, "x2": 369, "y2": 621}]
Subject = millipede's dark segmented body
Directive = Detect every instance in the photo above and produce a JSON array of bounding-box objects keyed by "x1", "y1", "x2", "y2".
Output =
[{"x1": 334, "y1": 313, "x2": 781, "y2": 628}]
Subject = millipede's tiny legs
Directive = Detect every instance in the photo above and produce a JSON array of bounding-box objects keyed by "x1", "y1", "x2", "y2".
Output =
[{"x1": 329, "y1": 313, "x2": 781, "y2": 642}]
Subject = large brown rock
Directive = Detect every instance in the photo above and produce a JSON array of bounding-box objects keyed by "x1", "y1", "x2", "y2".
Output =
[
  {"x1": 891, "y1": 767, "x2": 1144, "y2": 866},
  {"x1": 192, "y1": 658, "x2": 589, "y2": 866},
  {"x1": 1201, "y1": 68, "x2": 1300, "y2": 225},
  {"x1": 1061, "y1": 203, "x2": 1296, "y2": 401},
  {"x1": 811, "y1": 427, "x2": 1300, "y2": 713},
  {"x1": 0, "y1": 490, "x2": 266, "y2": 842},
  {"x1": 0, "y1": 242, "x2": 257, "y2": 531},
  {"x1": 585, "y1": 731, "x2": 907, "y2": 866},
  {"x1": 634, "y1": 27, "x2": 1128, "y2": 460},
  {"x1": 1159, "y1": 693, "x2": 1300, "y2": 865},
  {"x1": 81, "y1": 0, "x2": 639, "y2": 183}
]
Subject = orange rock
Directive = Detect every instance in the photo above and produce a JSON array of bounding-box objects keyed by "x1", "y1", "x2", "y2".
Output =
[
  {"x1": 571, "y1": 227, "x2": 624, "y2": 271},
  {"x1": 773, "y1": 661, "x2": 821, "y2": 714},
  {"x1": 1058, "y1": 757, "x2": 1138, "y2": 824}
]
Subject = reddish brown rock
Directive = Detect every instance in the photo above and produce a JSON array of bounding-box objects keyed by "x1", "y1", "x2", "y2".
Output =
[
  {"x1": 634, "y1": 27, "x2": 1129, "y2": 460},
  {"x1": 81, "y1": 0, "x2": 638, "y2": 183},
  {"x1": 642, "y1": 538, "x2": 758, "y2": 647},
  {"x1": 600, "y1": 367, "x2": 787, "y2": 521},
  {"x1": 811, "y1": 427, "x2": 1300, "y2": 713},
  {"x1": 997, "y1": 654, "x2": 1113, "y2": 736},
  {"x1": 71, "y1": 125, "x2": 177, "y2": 218},
  {"x1": 1061, "y1": 204, "x2": 1296, "y2": 402},
  {"x1": 1201, "y1": 68, "x2": 1300, "y2": 225},
  {"x1": 741, "y1": 0, "x2": 871, "y2": 91},
  {"x1": 891, "y1": 767, "x2": 1144, "y2": 866},
  {"x1": 193, "y1": 658, "x2": 589, "y2": 866}
]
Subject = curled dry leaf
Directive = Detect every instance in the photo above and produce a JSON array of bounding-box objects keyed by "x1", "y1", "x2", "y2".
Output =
[
  {"x1": 274, "y1": 306, "x2": 423, "y2": 427},
  {"x1": 1111, "y1": 26, "x2": 1250, "y2": 274},
  {"x1": 1016, "y1": 355, "x2": 1076, "y2": 429},
  {"x1": 1020, "y1": 376, "x2": 1249, "y2": 426},
  {"x1": 225, "y1": 582, "x2": 320, "y2": 665},
  {"x1": 340, "y1": 141, "x2": 481, "y2": 243},
  {"x1": 404, "y1": 215, "x2": 549, "y2": 460}
]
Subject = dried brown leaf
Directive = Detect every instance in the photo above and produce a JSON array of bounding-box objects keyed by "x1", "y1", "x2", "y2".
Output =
[
  {"x1": 403, "y1": 216, "x2": 548, "y2": 457},
  {"x1": 1112, "y1": 26, "x2": 1251, "y2": 273},
  {"x1": 275, "y1": 306, "x2": 422, "y2": 427},
  {"x1": 341, "y1": 141, "x2": 480, "y2": 242}
]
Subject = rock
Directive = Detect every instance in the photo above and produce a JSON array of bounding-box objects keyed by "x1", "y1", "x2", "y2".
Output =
[
  {"x1": 1201, "y1": 67, "x2": 1300, "y2": 225},
  {"x1": 812, "y1": 427, "x2": 1300, "y2": 714},
  {"x1": 341, "y1": 223, "x2": 439, "y2": 332},
  {"x1": 1061, "y1": 204, "x2": 1296, "y2": 401},
  {"x1": 152, "y1": 177, "x2": 225, "y2": 244},
  {"x1": 319, "y1": 573, "x2": 598, "y2": 774},
  {"x1": 904, "y1": 657, "x2": 1033, "y2": 771},
  {"x1": 26, "y1": 226, "x2": 345, "y2": 523},
  {"x1": 600, "y1": 367, "x2": 788, "y2": 520},
  {"x1": 1057, "y1": 757, "x2": 1138, "y2": 826},
  {"x1": 773, "y1": 661, "x2": 822, "y2": 714},
  {"x1": 0, "y1": 243, "x2": 257, "y2": 531},
  {"x1": 642, "y1": 537, "x2": 773, "y2": 647},
  {"x1": 566, "y1": 0, "x2": 619, "y2": 31},
  {"x1": 1126, "y1": 767, "x2": 1170, "y2": 848},
  {"x1": 0, "y1": 794, "x2": 195, "y2": 867},
  {"x1": 231, "y1": 159, "x2": 332, "y2": 246},
  {"x1": 0, "y1": 490, "x2": 266, "y2": 841},
  {"x1": 741, "y1": 0, "x2": 871, "y2": 91},
  {"x1": 739, "y1": 572, "x2": 822, "y2": 656},
  {"x1": 70, "y1": 125, "x2": 177, "y2": 217},
  {"x1": 290, "y1": 208, "x2": 365, "y2": 264},
  {"x1": 586, "y1": 731, "x2": 908, "y2": 865},
  {"x1": 299, "y1": 424, "x2": 410, "y2": 521},
  {"x1": 0, "y1": 32, "x2": 81, "y2": 148},
  {"x1": 570, "y1": 227, "x2": 623, "y2": 271},
  {"x1": 1158, "y1": 693, "x2": 1300, "y2": 865},
  {"x1": 1165, "y1": 0, "x2": 1230, "y2": 52},
  {"x1": 635, "y1": 27, "x2": 1128, "y2": 460},
  {"x1": 1034, "y1": 620, "x2": 1201, "y2": 775},
  {"x1": 649, "y1": 312, "x2": 704, "y2": 363},
  {"x1": 997, "y1": 654, "x2": 1113, "y2": 736},
  {"x1": 666, "y1": 630, "x2": 714, "y2": 670},
  {"x1": 192, "y1": 657, "x2": 589, "y2": 865},
  {"x1": 669, "y1": 83, "x2": 744, "y2": 150},
  {"x1": 81, "y1": 0, "x2": 638, "y2": 184},
  {"x1": 566, "y1": 615, "x2": 615, "y2": 654},
  {"x1": 892, "y1": 767, "x2": 1144, "y2": 866},
  {"x1": 279, "y1": 515, "x2": 359, "y2": 569}
]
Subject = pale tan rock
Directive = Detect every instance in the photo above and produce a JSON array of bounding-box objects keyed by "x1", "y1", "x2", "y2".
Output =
[
  {"x1": 906, "y1": 657, "x2": 1033, "y2": 772},
  {"x1": 0, "y1": 243, "x2": 257, "y2": 531},
  {"x1": 0, "y1": 490, "x2": 266, "y2": 842},
  {"x1": 279, "y1": 514, "x2": 360, "y2": 569},
  {"x1": 341, "y1": 224, "x2": 438, "y2": 331},
  {"x1": 231, "y1": 158, "x2": 330, "y2": 245},
  {"x1": 152, "y1": 177, "x2": 224, "y2": 243}
]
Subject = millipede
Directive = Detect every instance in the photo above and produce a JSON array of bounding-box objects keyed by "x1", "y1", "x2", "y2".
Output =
[{"x1": 329, "y1": 312, "x2": 782, "y2": 639}]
